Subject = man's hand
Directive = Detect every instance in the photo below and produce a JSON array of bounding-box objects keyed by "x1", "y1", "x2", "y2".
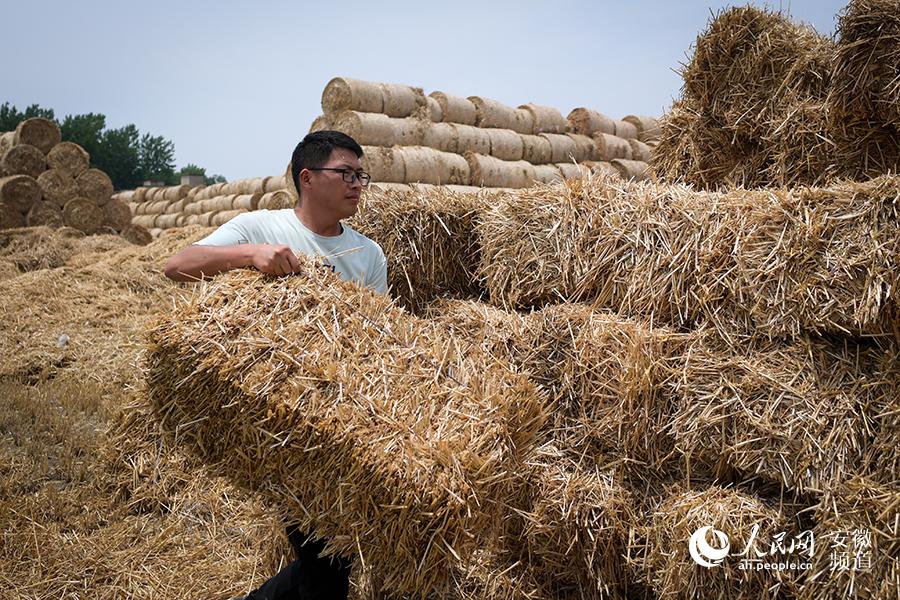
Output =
[{"x1": 251, "y1": 244, "x2": 301, "y2": 276}]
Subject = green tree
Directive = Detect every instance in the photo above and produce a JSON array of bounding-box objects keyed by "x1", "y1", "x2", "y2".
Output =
[
  {"x1": 206, "y1": 174, "x2": 227, "y2": 185},
  {"x1": 59, "y1": 113, "x2": 106, "y2": 162},
  {"x1": 95, "y1": 125, "x2": 141, "y2": 190},
  {"x1": 179, "y1": 163, "x2": 205, "y2": 176},
  {"x1": 0, "y1": 102, "x2": 55, "y2": 131},
  {"x1": 139, "y1": 133, "x2": 176, "y2": 183}
]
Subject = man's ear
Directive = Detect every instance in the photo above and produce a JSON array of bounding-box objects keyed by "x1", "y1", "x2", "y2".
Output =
[{"x1": 299, "y1": 168, "x2": 312, "y2": 189}]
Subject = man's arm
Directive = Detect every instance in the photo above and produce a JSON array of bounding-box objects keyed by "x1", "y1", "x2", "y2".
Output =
[{"x1": 164, "y1": 243, "x2": 301, "y2": 282}]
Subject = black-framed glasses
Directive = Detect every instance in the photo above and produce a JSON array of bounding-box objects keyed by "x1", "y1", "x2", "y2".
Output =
[{"x1": 307, "y1": 167, "x2": 371, "y2": 187}]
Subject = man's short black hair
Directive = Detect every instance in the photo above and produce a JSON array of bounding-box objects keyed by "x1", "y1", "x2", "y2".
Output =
[{"x1": 290, "y1": 130, "x2": 363, "y2": 197}]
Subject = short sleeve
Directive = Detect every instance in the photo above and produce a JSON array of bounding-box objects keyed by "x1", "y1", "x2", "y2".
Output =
[
  {"x1": 369, "y1": 245, "x2": 388, "y2": 295},
  {"x1": 194, "y1": 213, "x2": 254, "y2": 246}
]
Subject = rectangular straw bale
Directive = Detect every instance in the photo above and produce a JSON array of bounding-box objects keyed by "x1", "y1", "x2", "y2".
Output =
[
  {"x1": 351, "y1": 187, "x2": 487, "y2": 312},
  {"x1": 321, "y1": 76, "x2": 384, "y2": 113},
  {"x1": 485, "y1": 128, "x2": 524, "y2": 161},
  {"x1": 145, "y1": 265, "x2": 545, "y2": 594},
  {"x1": 361, "y1": 145, "x2": 406, "y2": 183},
  {"x1": 668, "y1": 332, "x2": 895, "y2": 493},
  {"x1": 333, "y1": 110, "x2": 425, "y2": 147},
  {"x1": 519, "y1": 103, "x2": 567, "y2": 134},
  {"x1": 520, "y1": 134, "x2": 553, "y2": 164},
  {"x1": 466, "y1": 153, "x2": 535, "y2": 188},
  {"x1": 567, "y1": 108, "x2": 616, "y2": 136},
  {"x1": 430, "y1": 91, "x2": 477, "y2": 125}
]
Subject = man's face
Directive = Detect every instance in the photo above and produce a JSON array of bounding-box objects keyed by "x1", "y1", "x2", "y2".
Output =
[{"x1": 304, "y1": 147, "x2": 363, "y2": 221}]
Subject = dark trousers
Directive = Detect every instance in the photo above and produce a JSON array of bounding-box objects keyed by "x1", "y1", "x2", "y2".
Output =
[{"x1": 245, "y1": 526, "x2": 352, "y2": 600}]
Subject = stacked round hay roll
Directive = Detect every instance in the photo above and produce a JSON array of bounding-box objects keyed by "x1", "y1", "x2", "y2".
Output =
[
  {"x1": 47, "y1": 141, "x2": 90, "y2": 177},
  {"x1": 257, "y1": 190, "x2": 294, "y2": 210},
  {"x1": 396, "y1": 146, "x2": 470, "y2": 185},
  {"x1": 321, "y1": 76, "x2": 385, "y2": 114},
  {"x1": 450, "y1": 124, "x2": 492, "y2": 156},
  {"x1": 518, "y1": 103, "x2": 567, "y2": 134},
  {"x1": 469, "y1": 96, "x2": 534, "y2": 134},
  {"x1": 425, "y1": 95, "x2": 442, "y2": 122},
  {"x1": 555, "y1": 162, "x2": 592, "y2": 180},
  {"x1": 484, "y1": 128, "x2": 524, "y2": 161},
  {"x1": 333, "y1": 110, "x2": 425, "y2": 147},
  {"x1": 623, "y1": 115, "x2": 662, "y2": 142},
  {"x1": 13, "y1": 118, "x2": 61, "y2": 154},
  {"x1": 1, "y1": 175, "x2": 41, "y2": 215},
  {"x1": 628, "y1": 138, "x2": 653, "y2": 162},
  {"x1": 429, "y1": 91, "x2": 477, "y2": 125},
  {"x1": 531, "y1": 164, "x2": 562, "y2": 184},
  {"x1": 145, "y1": 264, "x2": 545, "y2": 594},
  {"x1": 361, "y1": 146, "x2": 406, "y2": 183},
  {"x1": 62, "y1": 196, "x2": 104, "y2": 234},
  {"x1": 308, "y1": 114, "x2": 333, "y2": 133},
  {"x1": 567, "y1": 108, "x2": 616, "y2": 136},
  {"x1": 210, "y1": 209, "x2": 246, "y2": 226},
  {"x1": 1, "y1": 143, "x2": 45, "y2": 178},
  {"x1": 351, "y1": 186, "x2": 488, "y2": 312},
  {"x1": 422, "y1": 122, "x2": 457, "y2": 153},
  {"x1": 610, "y1": 158, "x2": 649, "y2": 181},
  {"x1": 593, "y1": 132, "x2": 633, "y2": 161},
  {"x1": 612, "y1": 119, "x2": 639, "y2": 140},
  {"x1": 538, "y1": 133, "x2": 579, "y2": 164},
  {"x1": 36, "y1": 169, "x2": 77, "y2": 207},
  {"x1": 520, "y1": 134, "x2": 553, "y2": 164},
  {"x1": 262, "y1": 174, "x2": 284, "y2": 192},
  {"x1": 466, "y1": 153, "x2": 535, "y2": 188},
  {"x1": 564, "y1": 133, "x2": 597, "y2": 162},
  {"x1": 629, "y1": 485, "x2": 791, "y2": 600}
]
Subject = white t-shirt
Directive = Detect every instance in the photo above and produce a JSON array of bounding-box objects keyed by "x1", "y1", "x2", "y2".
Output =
[{"x1": 195, "y1": 209, "x2": 388, "y2": 294}]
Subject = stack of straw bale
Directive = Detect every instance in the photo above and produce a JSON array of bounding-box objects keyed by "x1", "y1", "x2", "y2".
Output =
[
  {"x1": 1, "y1": 118, "x2": 132, "y2": 237},
  {"x1": 145, "y1": 263, "x2": 546, "y2": 594},
  {"x1": 654, "y1": 2, "x2": 900, "y2": 188}
]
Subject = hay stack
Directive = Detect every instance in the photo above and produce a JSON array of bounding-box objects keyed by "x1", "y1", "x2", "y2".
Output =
[
  {"x1": 46, "y1": 141, "x2": 91, "y2": 178},
  {"x1": 1, "y1": 143, "x2": 46, "y2": 178},
  {"x1": 613, "y1": 120, "x2": 639, "y2": 140},
  {"x1": 466, "y1": 153, "x2": 535, "y2": 188},
  {"x1": 397, "y1": 146, "x2": 470, "y2": 185},
  {"x1": 539, "y1": 133, "x2": 578, "y2": 164},
  {"x1": 13, "y1": 117, "x2": 61, "y2": 154},
  {"x1": 429, "y1": 92, "x2": 477, "y2": 125},
  {"x1": 485, "y1": 128, "x2": 524, "y2": 161},
  {"x1": 36, "y1": 168, "x2": 76, "y2": 207},
  {"x1": 0, "y1": 174, "x2": 41, "y2": 213},
  {"x1": 257, "y1": 190, "x2": 294, "y2": 210},
  {"x1": 452, "y1": 124, "x2": 492, "y2": 156},
  {"x1": 610, "y1": 158, "x2": 649, "y2": 181},
  {"x1": 594, "y1": 133, "x2": 633, "y2": 161},
  {"x1": 102, "y1": 198, "x2": 133, "y2": 231},
  {"x1": 75, "y1": 168, "x2": 114, "y2": 205},
  {"x1": 362, "y1": 145, "x2": 406, "y2": 183},
  {"x1": 380, "y1": 82, "x2": 427, "y2": 117},
  {"x1": 333, "y1": 110, "x2": 425, "y2": 147},
  {"x1": 531, "y1": 164, "x2": 561, "y2": 184},
  {"x1": 518, "y1": 103, "x2": 566, "y2": 134},
  {"x1": 26, "y1": 201, "x2": 63, "y2": 227},
  {"x1": 567, "y1": 108, "x2": 616, "y2": 136},
  {"x1": 321, "y1": 76, "x2": 384, "y2": 113},
  {"x1": 145, "y1": 265, "x2": 545, "y2": 594},
  {"x1": 63, "y1": 196, "x2": 104, "y2": 234},
  {"x1": 120, "y1": 223, "x2": 153, "y2": 245},
  {"x1": 469, "y1": 96, "x2": 533, "y2": 134},
  {"x1": 629, "y1": 485, "x2": 791, "y2": 600},
  {"x1": 351, "y1": 186, "x2": 487, "y2": 312}
]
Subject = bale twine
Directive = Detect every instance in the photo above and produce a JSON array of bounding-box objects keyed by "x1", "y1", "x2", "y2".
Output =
[
  {"x1": 210, "y1": 209, "x2": 245, "y2": 226},
  {"x1": 145, "y1": 265, "x2": 544, "y2": 593},
  {"x1": 63, "y1": 196, "x2": 104, "y2": 234},
  {"x1": 103, "y1": 198, "x2": 133, "y2": 231},
  {"x1": 426, "y1": 95, "x2": 443, "y2": 123},
  {"x1": 231, "y1": 193, "x2": 261, "y2": 211},
  {"x1": 321, "y1": 76, "x2": 384, "y2": 113},
  {"x1": 565, "y1": 133, "x2": 597, "y2": 162},
  {"x1": 76, "y1": 168, "x2": 114, "y2": 205},
  {"x1": 629, "y1": 485, "x2": 790, "y2": 600},
  {"x1": 485, "y1": 128, "x2": 524, "y2": 161},
  {"x1": 1, "y1": 144, "x2": 46, "y2": 178},
  {"x1": 262, "y1": 175, "x2": 285, "y2": 192},
  {"x1": 469, "y1": 96, "x2": 533, "y2": 133},
  {"x1": 380, "y1": 82, "x2": 426, "y2": 117},
  {"x1": 628, "y1": 139, "x2": 653, "y2": 162},
  {"x1": 555, "y1": 163, "x2": 591, "y2": 180},
  {"x1": 429, "y1": 91, "x2": 477, "y2": 125},
  {"x1": 333, "y1": 110, "x2": 424, "y2": 147},
  {"x1": 257, "y1": 190, "x2": 294, "y2": 210},
  {"x1": 539, "y1": 133, "x2": 578, "y2": 163},
  {"x1": 610, "y1": 159, "x2": 649, "y2": 181},
  {"x1": 14, "y1": 117, "x2": 61, "y2": 154},
  {"x1": 519, "y1": 103, "x2": 567, "y2": 134},
  {"x1": 0, "y1": 203, "x2": 26, "y2": 229},
  {"x1": 593, "y1": 132, "x2": 633, "y2": 161},
  {"x1": 452, "y1": 124, "x2": 492, "y2": 156},
  {"x1": 36, "y1": 169, "x2": 77, "y2": 208},
  {"x1": 396, "y1": 147, "x2": 470, "y2": 185},
  {"x1": 567, "y1": 108, "x2": 616, "y2": 136},
  {"x1": 361, "y1": 146, "x2": 406, "y2": 183},
  {"x1": 0, "y1": 175, "x2": 41, "y2": 213},
  {"x1": 623, "y1": 115, "x2": 661, "y2": 142},
  {"x1": 121, "y1": 224, "x2": 153, "y2": 245},
  {"x1": 466, "y1": 153, "x2": 535, "y2": 188},
  {"x1": 520, "y1": 134, "x2": 553, "y2": 164},
  {"x1": 309, "y1": 114, "x2": 333, "y2": 133},
  {"x1": 532, "y1": 164, "x2": 562, "y2": 183},
  {"x1": 612, "y1": 120, "x2": 639, "y2": 140},
  {"x1": 131, "y1": 214, "x2": 158, "y2": 229},
  {"x1": 422, "y1": 123, "x2": 457, "y2": 153}
]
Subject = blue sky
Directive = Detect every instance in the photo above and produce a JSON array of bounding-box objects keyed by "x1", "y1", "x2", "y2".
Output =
[{"x1": 4, "y1": 1, "x2": 846, "y2": 181}]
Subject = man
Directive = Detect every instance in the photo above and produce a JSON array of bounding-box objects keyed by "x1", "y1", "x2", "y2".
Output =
[{"x1": 165, "y1": 130, "x2": 387, "y2": 599}]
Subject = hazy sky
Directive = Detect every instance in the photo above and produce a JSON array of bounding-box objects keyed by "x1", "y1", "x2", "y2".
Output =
[{"x1": 4, "y1": 0, "x2": 846, "y2": 181}]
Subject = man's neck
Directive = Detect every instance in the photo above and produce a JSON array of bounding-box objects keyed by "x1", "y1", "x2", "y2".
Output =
[{"x1": 293, "y1": 206, "x2": 342, "y2": 237}]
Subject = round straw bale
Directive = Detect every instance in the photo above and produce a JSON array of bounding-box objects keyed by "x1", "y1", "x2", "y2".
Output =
[
  {"x1": 162, "y1": 184, "x2": 191, "y2": 202},
  {"x1": 628, "y1": 138, "x2": 653, "y2": 163},
  {"x1": 556, "y1": 163, "x2": 591, "y2": 180},
  {"x1": 1, "y1": 144, "x2": 46, "y2": 178},
  {"x1": 532, "y1": 164, "x2": 562, "y2": 183},
  {"x1": 164, "y1": 198, "x2": 186, "y2": 214},
  {"x1": 519, "y1": 103, "x2": 567, "y2": 134},
  {"x1": 361, "y1": 146, "x2": 406, "y2": 183},
  {"x1": 426, "y1": 96, "x2": 443, "y2": 123},
  {"x1": 610, "y1": 159, "x2": 649, "y2": 181},
  {"x1": 593, "y1": 133, "x2": 633, "y2": 161},
  {"x1": 195, "y1": 211, "x2": 215, "y2": 227},
  {"x1": 210, "y1": 209, "x2": 246, "y2": 226},
  {"x1": 63, "y1": 196, "x2": 104, "y2": 233},
  {"x1": 262, "y1": 174, "x2": 285, "y2": 192},
  {"x1": 0, "y1": 132, "x2": 14, "y2": 156},
  {"x1": 586, "y1": 160, "x2": 621, "y2": 180},
  {"x1": 565, "y1": 133, "x2": 597, "y2": 162},
  {"x1": 422, "y1": 123, "x2": 457, "y2": 152},
  {"x1": 452, "y1": 124, "x2": 492, "y2": 155},
  {"x1": 613, "y1": 119, "x2": 639, "y2": 139},
  {"x1": 0, "y1": 175, "x2": 42, "y2": 213},
  {"x1": 567, "y1": 108, "x2": 616, "y2": 136},
  {"x1": 469, "y1": 96, "x2": 520, "y2": 130},
  {"x1": 76, "y1": 168, "x2": 114, "y2": 205},
  {"x1": 132, "y1": 186, "x2": 147, "y2": 202},
  {"x1": 380, "y1": 83, "x2": 426, "y2": 117},
  {"x1": 429, "y1": 91, "x2": 477, "y2": 125},
  {"x1": 321, "y1": 76, "x2": 384, "y2": 113},
  {"x1": 231, "y1": 193, "x2": 261, "y2": 211},
  {"x1": 396, "y1": 147, "x2": 470, "y2": 185},
  {"x1": 37, "y1": 169, "x2": 77, "y2": 208},
  {"x1": 155, "y1": 213, "x2": 181, "y2": 229},
  {"x1": 26, "y1": 201, "x2": 63, "y2": 227},
  {"x1": 466, "y1": 153, "x2": 534, "y2": 188},
  {"x1": 0, "y1": 203, "x2": 26, "y2": 229},
  {"x1": 14, "y1": 117, "x2": 61, "y2": 154},
  {"x1": 131, "y1": 214, "x2": 158, "y2": 229},
  {"x1": 149, "y1": 227, "x2": 163, "y2": 238},
  {"x1": 512, "y1": 108, "x2": 534, "y2": 134},
  {"x1": 47, "y1": 140, "x2": 90, "y2": 178},
  {"x1": 258, "y1": 190, "x2": 295, "y2": 210},
  {"x1": 102, "y1": 198, "x2": 133, "y2": 231},
  {"x1": 623, "y1": 114, "x2": 661, "y2": 141},
  {"x1": 247, "y1": 177, "x2": 266, "y2": 194},
  {"x1": 309, "y1": 114, "x2": 333, "y2": 133},
  {"x1": 121, "y1": 224, "x2": 153, "y2": 245},
  {"x1": 113, "y1": 189, "x2": 135, "y2": 203},
  {"x1": 520, "y1": 134, "x2": 553, "y2": 164},
  {"x1": 333, "y1": 111, "x2": 424, "y2": 147},
  {"x1": 485, "y1": 128, "x2": 524, "y2": 161},
  {"x1": 539, "y1": 133, "x2": 578, "y2": 163}
]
